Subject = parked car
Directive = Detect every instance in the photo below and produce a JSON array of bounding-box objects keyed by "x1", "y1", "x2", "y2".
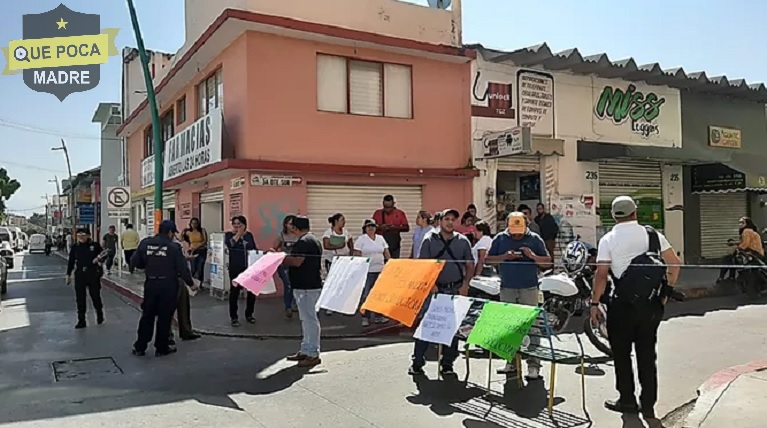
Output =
[
  {"x1": 0, "y1": 238, "x2": 13, "y2": 270},
  {"x1": 28, "y1": 234, "x2": 47, "y2": 253},
  {"x1": 0, "y1": 255, "x2": 7, "y2": 295}
]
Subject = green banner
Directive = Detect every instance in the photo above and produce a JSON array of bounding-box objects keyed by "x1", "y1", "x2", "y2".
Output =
[{"x1": 467, "y1": 302, "x2": 540, "y2": 361}]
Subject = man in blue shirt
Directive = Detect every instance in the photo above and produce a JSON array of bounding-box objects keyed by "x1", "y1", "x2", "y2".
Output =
[{"x1": 486, "y1": 211, "x2": 551, "y2": 379}]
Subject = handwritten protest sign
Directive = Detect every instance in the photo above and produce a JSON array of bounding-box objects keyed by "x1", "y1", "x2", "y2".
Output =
[
  {"x1": 233, "y1": 251, "x2": 285, "y2": 295},
  {"x1": 315, "y1": 256, "x2": 370, "y2": 314},
  {"x1": 414, "y1": 294, "x2": 473, "y2": 346},
  {"x1": 360, "y1": 259, "x2": 444, "y2": 327},
  {"x1": 467, "y1": 302, "x2": 540, "y2": 361}
]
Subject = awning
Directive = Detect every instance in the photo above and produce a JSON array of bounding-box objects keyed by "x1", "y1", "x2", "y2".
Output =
[
  {"x1": 577, "y1": 140, "x2": 731, "y2": 164},
  {"x1": 692, "y1": 156, "x2": 767, "y2": 194},
  {"x1": 531, "y1": 137, "x2": 565, "y2": 156}
]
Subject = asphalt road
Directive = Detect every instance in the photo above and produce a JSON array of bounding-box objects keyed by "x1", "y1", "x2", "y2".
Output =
[{"x1": 1, "y1": 251, "x2": 766, "y2": 428}]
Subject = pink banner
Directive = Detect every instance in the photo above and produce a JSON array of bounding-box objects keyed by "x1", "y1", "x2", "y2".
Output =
[{"x1": 232, "y1": 252, "x2": 286, "y2": 295}]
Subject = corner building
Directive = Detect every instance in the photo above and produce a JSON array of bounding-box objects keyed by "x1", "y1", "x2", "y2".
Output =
[{"x1": 119, "y1": 0, "x2": 476, "y2": 255}]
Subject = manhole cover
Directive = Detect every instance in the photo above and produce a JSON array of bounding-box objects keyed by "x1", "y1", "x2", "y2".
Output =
[{"x1": 52, "y1": 357, "x2": 123, "y2": 382}]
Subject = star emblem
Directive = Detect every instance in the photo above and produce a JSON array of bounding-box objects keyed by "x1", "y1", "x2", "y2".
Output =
[{"x1": 56, "y1": 18, "x2": 68, "y2": 29}]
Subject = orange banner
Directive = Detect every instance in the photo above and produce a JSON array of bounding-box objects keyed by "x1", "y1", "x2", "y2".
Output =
[{"x1": 360, "y1": 259, "x2": 445, "y2": 327}]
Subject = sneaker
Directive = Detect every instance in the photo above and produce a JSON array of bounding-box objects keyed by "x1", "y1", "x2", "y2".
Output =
[
  {"x1": 440, "y1": 366, "x2": 456, "y2": 376},
  {"x1": 75, "y1": 320, "x2": 86, "y2": 329},
  {"x1": 246, "y1": 317, "x2": 256, "y2": 324},
  {"x1": 361, "y1": 318, "x2": 370, "y2": 327},
  {"x1": 297, "y1": 357, "x2": 321, "y2": 367},
  {"x1": 231, "y1": 320, "x2": 240, "y2": 327},
  {"x1": 286, "y1": 352, "x2": 308, "y2": 362},
  {"x1": 284, "y1": 309, "x2": 293, "y2": 319},
  {"x1": 496, "y1": 363, "x2": 517, "y2": 375},
  {"x1": 525, "y1": 366, "x2": 542, "y2": 381},
  {"x1": 408, "y1": 365, "x2": 425, "y2": 375}
]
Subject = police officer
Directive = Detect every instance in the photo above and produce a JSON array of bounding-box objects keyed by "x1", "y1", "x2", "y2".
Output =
[
  {"x1": 130, "y1": 220, "x2": 194, "y2": 357},
  {"x1": 66, "y1": 228, "x2": 106, "y2": 329}
]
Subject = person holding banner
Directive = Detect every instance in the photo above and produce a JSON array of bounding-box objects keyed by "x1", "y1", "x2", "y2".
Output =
[
  {"x1": 409, "y1": 209, "x2": 474, "y2": 376},
  {"x1": 282, "y1": 216, "x2": 324, "y2": 368},
  {"x1": 353, "y1": 218, "x2": 392, "y2": 327},
  {"x1": 225, "y1": 216, "x2": 258, "y2": 327},
  {"x1": 322, "y1": 213, "x2": 353, "y2": 316}
]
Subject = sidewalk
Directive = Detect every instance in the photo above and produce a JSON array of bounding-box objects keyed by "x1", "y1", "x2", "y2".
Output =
[{"x1": 682, "y1": 360, "x2": 767, "y2": 427}]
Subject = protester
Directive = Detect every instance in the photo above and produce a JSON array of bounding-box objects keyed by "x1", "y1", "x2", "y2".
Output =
[
  {"x1": 534, "y1": 203, "x2": 559, "y2": 261},
  {"x1": 282, "y1": 215, "x2": 323, "y2": 368},
  {"x1": 121, "y1": 224, "x2": 140, "y2": 270},
  {"x1": 66, "y1": 228, "x2": 106, "y2": 329},
  {"x1": 411, "y1": 210, "x2": 434, "y2": 258},
  {"x1": 182, "y1": 218, "x2": 208, "y2": 286},
  {"x1": 274, "y1": 215, "x2": 298, "y2": 318},
  {"x1": 353, "y1": 219, "x2": 391, "y2": 327},
  {"x1": 591, "y1": 196, "x2": 681, "y2": 419},
  {"x1": 372, "y1": 194, "x2": 409, "y2": 259},
  {"x1": 472, "y1": 220, "x2": 493, "y2": 276},
  {"x1": 486, "y1": 212, "x2": 551, "y2": 379},
  {"x1": 409, "y1": 208, "x2": 474, "y2": 376},
  {"x1": 225, "y1": 215, "x2": 257, "y2": 327},
  {"x1": 321, "y1": 213, "x2": 353, "y2": 316},
  {"x1": 456, "y1": 211, "x2": 477, "y2": 242}
]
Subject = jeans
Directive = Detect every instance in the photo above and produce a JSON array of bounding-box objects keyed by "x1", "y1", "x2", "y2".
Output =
[
  {"x1": 105, "y1": 250, "x2": 115, "y2": 271},
  {"x1": 191, "y1": 248, "x2": 208, "y2": 283},
  {"x1": 293, "y1": 289, "x2": 322, "y2": 357},
  {"x1": 412, "y1": 281, "x2": 462, "y2": 368},
  {"x1": 278, "y1": 266, "x2": 293, "y2": 310},
  {"x1": 499, "y1": 287, "x2": 541, "y2": 368},
  {"x1": 361, "y1": 272, "x2": 381, "y2": 319}
]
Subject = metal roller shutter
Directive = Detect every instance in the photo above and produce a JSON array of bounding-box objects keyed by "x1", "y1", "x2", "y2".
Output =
[
  {"x1": 700, "y1": 192, "x2": 748, "y2": 259},
  {"x1": 497, "y1": 155, "x2": 540, "y2": 172},
  {"x1": 199, "y1": 189, "x2": 224, "y2": 203},
  {"x1": 307, "y1": 184, "x2": 423, "y2": 258},
  {"x1": 162, "y1": 190, "x2": 176, "y2": 209},
  {"x1": 599, "y1": 160, "x2": 663, "y2": 233}
]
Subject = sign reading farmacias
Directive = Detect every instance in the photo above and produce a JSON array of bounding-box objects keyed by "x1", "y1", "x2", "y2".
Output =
[
  {"x1": 1, "y1": 4, "x2": 119, "y2": 101},
  {"x1": 163, "y1": 108, "x2": 223, "y2": 181}
]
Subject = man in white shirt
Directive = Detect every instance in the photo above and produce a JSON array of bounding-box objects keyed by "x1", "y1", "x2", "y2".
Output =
[{"x1": 591, "y1": 196, "x2": 681, "y2": 420}]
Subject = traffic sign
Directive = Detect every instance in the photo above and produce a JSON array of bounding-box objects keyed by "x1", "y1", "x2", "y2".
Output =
[{"x1": 107, "y1": 186, "x2": 131, "y2": 218}]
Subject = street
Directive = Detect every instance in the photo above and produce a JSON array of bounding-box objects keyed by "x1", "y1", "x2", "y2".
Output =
[{"x1": 1, "y1": 251, "x2": 767, "y2": 428}]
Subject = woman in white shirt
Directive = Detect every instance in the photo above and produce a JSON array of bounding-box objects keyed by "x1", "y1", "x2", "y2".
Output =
[
  {"x1": 472, "y1": 220, "x2": 493, "y2": 276},
  {"x1": 353, "y1": 218, "x2": 391, "y2": 327},
  {"x1": 322, "y1": 213, "x2": 353, "y2": 316}
]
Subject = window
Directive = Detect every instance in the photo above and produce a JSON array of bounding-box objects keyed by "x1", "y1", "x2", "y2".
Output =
[
  {"x1": 176, "y1": 96, "x2": 186, "y2": 125},
  {"x1": 161, "y1": 109, "x2": 174, "y2": 145},
  {"x1": 317, "y1": 54, "x2": 412, "y2": 119},
  {"x1": 197, "y1": 69, "x2": 223, "y2": 118},
  {"x1": 144, "y1": 126, "x2": 153, "y2": 157}
]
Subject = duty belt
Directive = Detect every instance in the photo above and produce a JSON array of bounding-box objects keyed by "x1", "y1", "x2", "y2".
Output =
[{"x1": 147, "y1": 276, "x2": 169, "y2": 280}]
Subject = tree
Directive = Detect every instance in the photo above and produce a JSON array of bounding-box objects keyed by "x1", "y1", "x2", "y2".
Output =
[
  {"x1": 0, "y1": 168, "x2": 21, "y2": 221},
  {"x1": 28, "y1": 213, "x2": 47, "y2": 229}
]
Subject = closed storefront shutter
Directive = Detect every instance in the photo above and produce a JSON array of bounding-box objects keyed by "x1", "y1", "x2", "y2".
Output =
[
  {"x1": 307, "y1": 184, "x2": 423, "y2": 258},
  {"x1": 700, "y1": 192, "x2": 749, "y2": 259},
  {"x1": 162, "y1": 190, "x2": 176, "y2": 209},
  {"x1": 497, "y1": 155, "x2": 541, "y2": 172},
  {"x1": 599, "y1": 161, "x2": 663, "y2": 234},
  {"x1": 199, "y1": 189, "x2": 224, "y2": 203}
]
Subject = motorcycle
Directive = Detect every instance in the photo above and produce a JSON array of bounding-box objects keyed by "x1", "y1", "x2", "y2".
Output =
[{"x1": 732, "y1": 248, "x2": 767, "y2": 299}]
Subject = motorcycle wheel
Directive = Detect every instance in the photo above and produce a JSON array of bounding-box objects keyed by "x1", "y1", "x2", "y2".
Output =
[{"x1": 583, "y1": 315, "x2": 612, "y2": 357}]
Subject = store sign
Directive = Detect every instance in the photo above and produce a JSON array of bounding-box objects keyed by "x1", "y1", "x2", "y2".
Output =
[
  {"x1": 471, "y1": 71, "x2": 514, "y2": 119},
  {"x1": 517, "y1": 70, "x2": 555, "y2": 136},
  {"x1": 230, "y1": 177, "x2": 245, "y2": 190},
  {"x1": 141, "y1": 155, "x2": 154, "y2": 189},
  {"x1": 250, "y1": 174, "x2": 302, "y2": 187},
  {"x1": 75, "y1": 187, "x2": 92, "y2": 203},
  {"x1": 708, "y1": 126, "x2": 742, "y2": 149},
  {"x1": 479, "y1": 126, "x2": 532, "y2": 159},
  {"x1": 163, "y1": 108, "x2": 223, "y2": 181},
  {"x1": 594, "y1": 84, "x2": 665, "y2": 138},
  {"x1": 180, "y1": 203, "x2": 192, "y2": 219},
  {"x1": 691, "y1": 163, "x2": 745, "y2": 192},
  {"x1": 77, "y1": 203, "x2": 95, "y2": 224},
  {"x1": 229, "y1": 193, "x2": 243, "y2": 217}
]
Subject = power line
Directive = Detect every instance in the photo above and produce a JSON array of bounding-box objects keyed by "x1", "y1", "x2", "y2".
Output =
[
  {"x1": 0, "y1": 118, "x2": 122, "y2": 142},
  {"x1": 1, "y1": 160, "x2": 69, "y2": 174}
]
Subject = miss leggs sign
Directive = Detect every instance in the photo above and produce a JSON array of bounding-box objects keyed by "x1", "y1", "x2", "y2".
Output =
[{"x1": 163, "y1": 108, "x2": 222, "y2": 181}]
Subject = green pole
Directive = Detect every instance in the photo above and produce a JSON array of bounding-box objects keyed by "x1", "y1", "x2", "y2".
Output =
[{"x1": 126, "y1": 0, "x2": 163, "y2": 233}]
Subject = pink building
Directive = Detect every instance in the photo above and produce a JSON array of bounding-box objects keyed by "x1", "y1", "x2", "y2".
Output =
[{"x1": 118, "y1": 1, "x2": 476, "y2": 254}]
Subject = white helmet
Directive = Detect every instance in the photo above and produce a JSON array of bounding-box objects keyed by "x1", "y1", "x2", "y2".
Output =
[{"x1": 562, "y1": 240, "x2": 588, "y2": 273}]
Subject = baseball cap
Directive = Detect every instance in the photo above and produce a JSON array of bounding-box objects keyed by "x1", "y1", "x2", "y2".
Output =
[
  {"x1": 441, "y1": 208, "x2": 460, "y2": 219},
  {"x1": 158, "y1": 220, "x2": 178, "y2": 234},
  {"x1": 507, "y1": 212, "x2": 527, "y2": 234},
  {"x1": 362, "y1": 218, "x2": 378, "y2": 228},
  {"x1": 611, "y1": 196, "x2": 637, "y2": 218}
]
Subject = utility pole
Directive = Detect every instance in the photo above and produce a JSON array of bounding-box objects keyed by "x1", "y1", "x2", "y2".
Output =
[
  {"x1": 49, "y1": 176, "x2": 62, "y2": 227},
  {"x1": 51, "y1": 139, "x2": 74, "y2": 232},
  {"x1": 126, "y1": 0, "x2": 163, "y2": 233}
]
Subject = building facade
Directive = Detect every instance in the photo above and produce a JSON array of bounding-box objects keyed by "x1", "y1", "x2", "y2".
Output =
[
  {"x1": 92, "y1": 103, "x2": 123, "y2": 235},
  {"x1": 118, "y1": 0, "x2": 475, "y2": 252}
]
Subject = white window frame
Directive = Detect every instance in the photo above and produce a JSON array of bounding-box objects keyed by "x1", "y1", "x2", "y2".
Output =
[
  {"x1": 197, "y1": 69, "x2": 223, "y2": 118},
  {"x1": 316, "y1": 54, "x2": 413, "y2": 119}
]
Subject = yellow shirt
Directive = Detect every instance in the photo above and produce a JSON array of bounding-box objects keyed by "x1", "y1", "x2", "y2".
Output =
[
  {"x1": 121, "y1": 229, "x2": 140, "y2": 250},
  {"x1": 185, "y1": 229, "x2": 206, "y2": 250},
  {"x1": 739, "y1": 229, "x2": 764, "y2": 256}
]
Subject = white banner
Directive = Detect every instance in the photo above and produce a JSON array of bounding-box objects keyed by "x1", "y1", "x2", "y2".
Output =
[
  {"x1": 141, "y1": 155, "x2": 154, "y2": 188},
  {"x1": 163, "y1": 108, "x2": 223, "y2": 181},
  {"x1": 414, "y1": 294, "x2": 473, "y2": 346},
  {"x1": 315, "y1": 256, "x2": 370, "y2": 315}
]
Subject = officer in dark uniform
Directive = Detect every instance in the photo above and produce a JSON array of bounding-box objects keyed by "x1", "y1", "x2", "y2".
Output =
[
  {"x1": 130, "y1": 220, "x2": 194, "y2": 357},
  {"x1": 66, "y1": 228, "x2": 106, "y2": 329}
]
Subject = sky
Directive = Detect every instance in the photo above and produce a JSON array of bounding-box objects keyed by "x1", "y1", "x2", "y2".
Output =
[{"x1": 2, "y1": 0, "x2": 767, "y2": 215}]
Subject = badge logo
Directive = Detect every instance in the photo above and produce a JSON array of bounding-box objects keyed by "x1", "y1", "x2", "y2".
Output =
[{"x1": 2, "y1": 4, "x2": 119, "y2": 100}]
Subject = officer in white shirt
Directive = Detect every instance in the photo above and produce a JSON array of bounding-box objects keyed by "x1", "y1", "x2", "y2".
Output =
[{"x1": 590, "y1": 196, "x2": 681, "y2": 420}]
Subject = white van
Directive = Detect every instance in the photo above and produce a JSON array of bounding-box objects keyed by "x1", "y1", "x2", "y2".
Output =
[{"x1": 29, "y1": 234, "x2": 47, "y2": 253}]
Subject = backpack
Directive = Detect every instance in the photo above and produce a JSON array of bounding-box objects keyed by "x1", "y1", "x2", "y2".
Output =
[{"x1": 611, "y1": 226, "x2": 667, "y2": 304}]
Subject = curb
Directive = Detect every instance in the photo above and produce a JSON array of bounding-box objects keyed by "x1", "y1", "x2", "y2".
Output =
[
  {"x1": 683, "y1": 360, "x2": 767, "y2": 428},
  {"x1": 98, "y1": 274, "x2": 407, "y2": 340}
]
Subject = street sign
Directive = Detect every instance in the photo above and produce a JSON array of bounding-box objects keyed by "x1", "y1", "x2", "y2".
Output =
[
  {"x1": 107, "y1": 186, "x2": 131, "y2": 218},
  {"x1": 77, "y1": 203, "x2": 96, "y2": 224}
]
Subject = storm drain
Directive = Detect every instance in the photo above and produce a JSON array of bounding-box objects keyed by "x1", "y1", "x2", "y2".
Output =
[{"x1": 52, "y1": 357, "x2": 124, "y2": 382}]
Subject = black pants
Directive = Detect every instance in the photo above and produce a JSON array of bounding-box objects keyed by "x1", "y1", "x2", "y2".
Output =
[
  {"x1": 105, "y1": 250, "x2": 116, "y2": 271},
  {"x1": 74, "y1": 274, "x2": 103, "y2": 321},
  {"x1": 124, "y1": 249, "x2": 136, "y2": 267},
  {"x1": 606, "y1": 301, "x2": 664, "y2": 408},
  {"x1": 134, "y1": 281, "x2": 178, "y2": 352},
  {"x1": 228, "y1": 266, "x2": 255, "y2": 320},
  {"x1": 174, "y1": 279, "x2": 194, "y2": 338}
]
